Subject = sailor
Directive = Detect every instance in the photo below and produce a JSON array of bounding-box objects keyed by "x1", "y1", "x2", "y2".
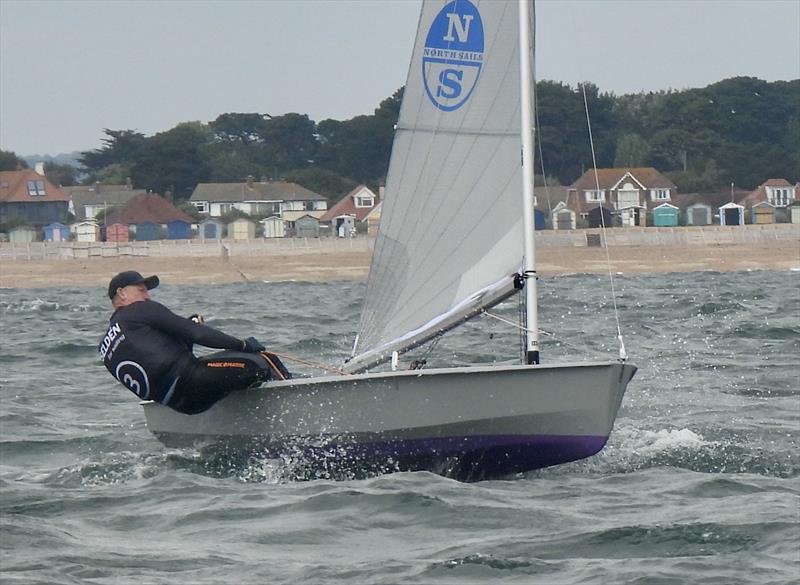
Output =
[{"x1": 99, "y1": 270, "x2": 285, "y2": 414}]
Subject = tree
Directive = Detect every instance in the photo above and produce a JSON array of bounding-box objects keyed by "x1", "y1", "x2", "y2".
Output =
[
  {"x1": 44, "y1": 161, "x2": 80, "y2": 186},
  {"x1": 130, "y1": 122, "x2": 213, "y2": 199},
  {"x1": 0, "y1": 150, "x2": 28, "y2": 171},
  {"x1": 614, "y1": 133, "x2": 650, "y2": 168},
  {"x1": 80, "y1": 129, "x2": 147, "y2": 174}
]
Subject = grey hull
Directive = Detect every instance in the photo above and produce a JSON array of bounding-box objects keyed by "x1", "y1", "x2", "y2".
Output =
[{"x1": 143, "y1": 361, "x2": 636, "y2": 480}]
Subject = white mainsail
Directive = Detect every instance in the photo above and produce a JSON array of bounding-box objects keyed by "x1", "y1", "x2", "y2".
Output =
[{"x1": 347, "y1": 0, "x2": 532, "y2": 373}]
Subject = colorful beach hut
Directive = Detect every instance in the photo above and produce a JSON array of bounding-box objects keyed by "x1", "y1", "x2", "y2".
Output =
[
  {"x1": 652, "y1": 203, "x2": 679, "y2": 227},
  {"x1": 719, "y1": 202, "x2": 744, "y2": 226},
  {"x1": 685, "y1": 202, "x2": 712, "y2": 226},
  {"x1": 750, "y1": 201, "x2": 775, "y2": 224},
  {"x1": 228, "y1": 218, "x2": 255, "y2": 240},
  {"x1": 261, "y1": 216, "x2": 286, "y2": 238},
  {"x1": 295, "y1": 214, "x2": 320, "y2": 238},
  {"x1": 105, "y1": 223, "x2": 130, "y2": 242},
  {"x1": 167, "y1": 219, "x2": 192, "y2": 240},
  {"x1": 44, "y1": 222, "x2": 70, "y2": 242},
  {"x1": 72, "y1": 220, "x2": 100, "y2": 242},
  {"x1": 199, "y1": 218, "x2": 224, "y2": 240},
  {"x1": 551, "y1": 203, "x2": 575, "y2": 230},
  {"x1": 534, "y1": 209, "x2": 546, "y2": 230},
  {"x1": 9, "y1": 226, "x2": 37, "y2": 243},
  {"x1": 134, "y1": 221, "x2": 161, "y2": 241}
]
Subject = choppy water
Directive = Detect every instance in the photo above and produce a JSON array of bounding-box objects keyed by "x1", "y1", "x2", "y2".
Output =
[{"x1": 1, "y1": 270, "x2": 798, "y2": 584}]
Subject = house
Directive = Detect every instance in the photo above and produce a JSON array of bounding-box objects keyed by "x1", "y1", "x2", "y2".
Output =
[
  {"x1": 320, "y1": 185, "x2": 378, "y2": 234},
  {"x1": 0, "y1": 167, "x2": 70, "y2": 227},
  {"x1": 740, "y1": 179, "x2": 796, "y2": 208},
  {"x1": 104, "y1": 193, "x2": 194, "y2": 241},
  {"x1": 567, "y1": 167, "x2": 676, "y2": 227},
  {"x1": 63, "y1": 181, "x2": 144, "y2": 221},
  {"x1": 189, "y1": 178, "x2": 327, "y2": 220}
]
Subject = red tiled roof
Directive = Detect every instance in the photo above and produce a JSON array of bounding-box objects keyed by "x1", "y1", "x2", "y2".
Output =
[
  {"x1": 0, "y1": 169, "x2": 70, "y2": 203},
  {"x1": 104, "y1": 193, "x2": 193, "y2": 224},
  {"x1": 320, "y1": 185, "x2": 377, "y2": 222},
  {"x1": 739, "y1": 178, "x2": 794, "y2": 205}
]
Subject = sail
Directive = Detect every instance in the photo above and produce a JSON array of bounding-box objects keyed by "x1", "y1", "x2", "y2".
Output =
[{"x1": 348, "y1": 0, "x2": 529, "y2": 372}]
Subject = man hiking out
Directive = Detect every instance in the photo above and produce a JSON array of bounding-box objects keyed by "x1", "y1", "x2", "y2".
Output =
[{"x1": 99, "y1": 270, "x2": 288, "y2": 414}]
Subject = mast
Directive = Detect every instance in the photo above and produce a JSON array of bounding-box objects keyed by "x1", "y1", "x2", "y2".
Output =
[{"x1": 518, "y1": 0, "x2": 539, "y2": 364}]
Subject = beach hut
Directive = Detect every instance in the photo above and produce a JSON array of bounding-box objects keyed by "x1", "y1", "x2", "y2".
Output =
[
  {"x1": 9, "y1": 226, "x2": 37, "y2": 243},
  {"x1": 719, "y1": 202, "x2": 744, "y2": 226},
  {"x1": 228, "y1": 218, "x2": 255, "y2": 240},
  {"x1": 750, "y1": 201, "x2": 775, "y2": 224},
  {"x1": 552, "y1": 204, "x2": 576, "y2": 230},
  {"x1": 44, "y1": 222, "x2": 70, "y2": 242},
  {"x1": 588, "y1": 206, "x2": 613, "y2": 229},
  {"x1": 652, "y1": 203, "x2": 679, "y2": 227},
  {"x1": 167, "y1": 219, "x2": 192, "y2": 240},
  {"x1": 790, "y1": 202, "x2": 800, "y2": 224},
  {"x1": 199, "y1": 218, "x2": 224, "y2": 240},
  {"x1": 72, "y1": 220, "x2": 100, "y2": 242},
  {"x1": 534, "y1": 209, "x2": 546, "y2": 230},
  {"x1": 686, "y1": 202, "x2": 712, "y2": 226},
  {"x1": 295, "y1": 214, "x2": 320, "y2": 238},
  {"x1": 106, "y1": 222, "x2": 129, "y2": 242},
  {"x1": 333, "y1": 215, "x2": 356, "y2": 237},
  {"x1": 261, "y1": 216, "x2": 286, "y2": 238},
  {"x1": 134, "y1": 221, "x2": 161, "y2": 241}
]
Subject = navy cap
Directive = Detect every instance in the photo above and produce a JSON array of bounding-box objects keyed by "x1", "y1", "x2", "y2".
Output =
[{"x1": 108, "y1": 271, "x2": 159, "y2": 299}]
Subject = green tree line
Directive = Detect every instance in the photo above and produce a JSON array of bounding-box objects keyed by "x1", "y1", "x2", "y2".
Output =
[{"x1": 2, "y1": 77, "x2": 797, "y2": 202}]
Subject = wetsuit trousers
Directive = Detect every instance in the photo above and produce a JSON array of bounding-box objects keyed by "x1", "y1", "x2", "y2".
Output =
[{"x1": 167, "y1": 351, "x2": 271, "y2": 415}]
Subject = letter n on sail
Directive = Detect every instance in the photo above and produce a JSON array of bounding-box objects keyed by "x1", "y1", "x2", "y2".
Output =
[{"x1": 422, "y1": 0, "x2": 485, "y2": 111}]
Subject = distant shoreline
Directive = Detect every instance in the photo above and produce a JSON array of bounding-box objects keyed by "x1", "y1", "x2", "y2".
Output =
[{"x1": 1, "y1": 238, "x2": 798, "y2": 289}]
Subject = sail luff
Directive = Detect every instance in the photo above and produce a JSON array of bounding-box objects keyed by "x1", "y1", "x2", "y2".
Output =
[{"x1": 518, "y1": 0, "x2": 539, "y2": 364}]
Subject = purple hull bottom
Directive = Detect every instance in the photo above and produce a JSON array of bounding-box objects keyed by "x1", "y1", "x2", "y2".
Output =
[
  {"x1": 179, "y1": 432, "x2": 611, "y2": 481},
  {"x1": 341, "y1": 434, "x2": 610, "y2": 481}
]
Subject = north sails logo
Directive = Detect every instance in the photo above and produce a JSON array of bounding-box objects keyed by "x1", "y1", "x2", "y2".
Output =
[{"x1": 422, "y1": 0, "x2": 485, "y2": 111}]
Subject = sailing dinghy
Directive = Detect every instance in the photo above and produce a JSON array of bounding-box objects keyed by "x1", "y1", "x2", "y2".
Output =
[{"x1": 143, "y1": 0, "x2": 637, "y2": 480}]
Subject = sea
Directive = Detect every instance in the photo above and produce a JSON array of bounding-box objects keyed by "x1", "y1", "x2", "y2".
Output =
[{"x1": 1, "y1": 269, "x2": 798, "y2": 585}]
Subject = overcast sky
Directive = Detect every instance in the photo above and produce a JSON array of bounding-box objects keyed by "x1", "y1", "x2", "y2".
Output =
[{"x1": 1, "y1": 0, "x2": 798, "y2": 157}]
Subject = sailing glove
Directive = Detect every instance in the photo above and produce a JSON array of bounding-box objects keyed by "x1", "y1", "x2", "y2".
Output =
[{"x1": 242, "y1": 337, "x2": 266, "y2": 353}]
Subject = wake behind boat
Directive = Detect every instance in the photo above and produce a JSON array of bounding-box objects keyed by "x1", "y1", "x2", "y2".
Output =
[{"x1": 143, "y1": 0, "x2": 637, "y2": 480}]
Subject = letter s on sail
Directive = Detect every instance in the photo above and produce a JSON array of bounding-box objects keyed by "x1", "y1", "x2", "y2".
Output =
[{"x1": 115, "y1": 361, "x2": 150, "y2": 400}]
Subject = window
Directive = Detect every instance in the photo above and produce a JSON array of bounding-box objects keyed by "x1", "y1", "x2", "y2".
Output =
[
  {"x1": 652, "y1": 188, "x2": 670, "y2": 200},
  {"x1": 192, "y1": 201, "x2": 209, "y2": 213},
  {"x1": 218, "y1": 203, "x2": 232, "y2": 215},
  {"x1": 355, "y1": 196, "x2": 374, "y2": 208},
  {"x1": 27, "y1": 180, "x2": 46, "y2": 196},
  {"x1": 769, "y1": 188, "x2": 794, "y2": 207},
  {"x1": 585, "y1": 190, "x2": 604, "y2": 202},
  {"x1": 304, "y1": 201, "x2": 316, "y2": 211}
]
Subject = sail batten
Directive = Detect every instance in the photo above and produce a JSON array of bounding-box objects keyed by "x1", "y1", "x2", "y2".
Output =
[{"x1": 352, "y1": 0, "x2": 528, "y2": 368}]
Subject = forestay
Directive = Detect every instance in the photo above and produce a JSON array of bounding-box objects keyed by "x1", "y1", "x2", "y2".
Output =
[{"x1": 347, "y1": 0, "x2": 531, "y2": 373}]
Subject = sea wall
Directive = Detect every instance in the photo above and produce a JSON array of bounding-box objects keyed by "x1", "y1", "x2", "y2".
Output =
[{"x1": 0, "y1": 224, "x2": 797, "y2": 262}]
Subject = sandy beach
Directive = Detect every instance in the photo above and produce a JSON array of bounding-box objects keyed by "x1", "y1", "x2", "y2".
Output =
[{"x1": 1, "y1": 241, "x2": 798, "y2": 289}]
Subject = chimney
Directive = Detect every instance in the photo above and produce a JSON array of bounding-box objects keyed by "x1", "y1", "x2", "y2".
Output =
[
  {"x1": 35, "y1": 161, "x2": 45, "y2": 175},
  {"x1": 379, "y1": 185, "x2": 385, "y2": 201},
  {"x1": 126, "y1": 177, "x2": 132, "y2": 190},
  {"x1": 246, "y1": 175, "x2": 254, "y2": 188},
  {"x1": 94, "y1": 181, "x2": 101, "y2": 193}
]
